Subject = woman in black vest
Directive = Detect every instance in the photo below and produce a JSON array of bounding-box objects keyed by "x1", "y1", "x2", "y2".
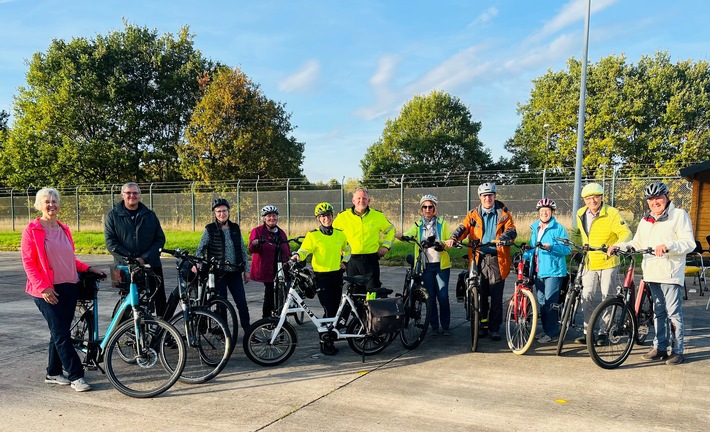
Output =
[{"x1": 196, "y1": 198, "x2": 251, "y2": 333}]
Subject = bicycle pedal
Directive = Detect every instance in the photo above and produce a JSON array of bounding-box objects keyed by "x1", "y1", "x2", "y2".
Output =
[{"x1": 637, "y1": 325, "x2": 649, "y2": 336}]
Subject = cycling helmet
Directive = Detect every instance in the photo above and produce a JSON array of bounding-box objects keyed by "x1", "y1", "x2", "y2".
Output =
[
  {"x1": 536, "y1": 198, "x2": 557, "y2": 210},
  {"x1": 211, "y1": 198, "x2": 230, "y2": 211},
  {"x1": 261, "y1": 205, "x2": 279, "y2": 217},
  {"x1": 419, "y1": 194, "x2": 438, "y2": 206},
  {"x1": 581, "y1": 183, "x2": 604, "y2": 197},
  {"x1": 314, "y1": 202, "x2": 334, "y2": 216},
  {"x1": 644, "y1": 181, "x2": 669, "y2": 199},
  {"x1": 477, "y1": 182, "x2": 497, "y2": 195}
]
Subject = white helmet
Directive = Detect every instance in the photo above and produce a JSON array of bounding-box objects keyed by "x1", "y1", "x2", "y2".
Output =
[
  {"x1": 419, "y1": 194, "x2": 438, "y2": 206},
  {"x1": 478, "y1": 182, "x2": 497, "y2": 195},
  {"x1": 261, "y1": 205, "x2": 279, "y2": 217}
]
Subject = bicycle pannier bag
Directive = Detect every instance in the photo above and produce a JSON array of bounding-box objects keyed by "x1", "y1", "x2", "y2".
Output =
[
  {"x1": 365, "y1": 297, "x2": 404, "y2": 335},
  {"x1": 456, "y1": 270, "x2": 467, "y2": 302},
  {"x1": 77, "y1": 272, "x2": 101, "y2": 301}
]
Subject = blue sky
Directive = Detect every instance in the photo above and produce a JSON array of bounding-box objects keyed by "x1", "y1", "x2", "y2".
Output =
[{"x1": 1, "y1": 0, "x2": 709, "y2": 183}]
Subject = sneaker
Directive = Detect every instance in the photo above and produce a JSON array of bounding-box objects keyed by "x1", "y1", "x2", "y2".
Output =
[
  {"x1": 594, "y1": 334, "x2": 608, "y2": 346},
  {"x1": 489, "y1": 331, "x2": 502, "y2": 341},
  {"x1": 537, "y1": 334, "x2": 558, "y2": 344},
  {"x1": 666, "y1": 353, "x2": 684, "y2": 365},
  {"x1": 431, "y1": 327, "x2": 440, "y2": 336},
  {"x1": 45, "y1": 374, "x2": 70, "y2": 385},
  {"x1": 70, "y1": 378, "x2": 91, "y2": 392},
  {"x1": 574, "y1": 335, "x2": 586, "y2": 345},
  {"x1": 642, "y1": 348, "x2": 669, "y2": 361},
  {"x1": 320, "y1": 344, "x2": 339, "y2": 356},
  {"x1": 442, "y1": 329, "x2": 451, "y2": 336}
]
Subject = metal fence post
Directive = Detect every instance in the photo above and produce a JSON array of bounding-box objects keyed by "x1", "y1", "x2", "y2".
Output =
[
  {"x1": 286, "y1": 178, "x2": 291, "y2": 235},
  {"x1": 149, "y1": 183, "x2": 154, "y2": 209},
  {"x1": 611, "y1": 166, "x2": 619, "y2": 207},
  {"x1": 75, "y1": 186, "x2": 80, "y2": 231},
  {"x1": 10, "y1": 187, "x2": 15, "y2": 231},
  {"x1": 191, "y1": 181, "x2": 196, "y2": 232},
  {"x1": 399, "y1": 174, "x2": 405, "y2": 233},
  {"x1": 542, "y1": 168, "x2": 547, "y2": 199},
  {"x1": 236, "y1": 180, "x2": 241, "y2": 225},
  {"x1": 340, "y1": 177, "x2": 345, "y2": 211},
  {"x1": 255, "y1": 175, "x2": 260, "y2": 223},
  {"x1": 26, "y1": 186, "x2": 32, "y2": 223},
  {"x1": 466, "y1": 171, "x2": 471, "y2": 211}
]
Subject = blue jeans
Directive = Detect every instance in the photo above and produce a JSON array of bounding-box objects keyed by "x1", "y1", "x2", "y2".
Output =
[
  {"x1": 33, "y1": 283, "x2": 84, "y2": 381},
  {"x1": 217, "y1": 271, "x2": 250, "y2": 331},
  {"x1": 534, "y1": 276, "x2": 561, "y2": 337},
  {"x1": 647, "y1": 282, "x2": 684, "y2": 354},
  {"x1": 422, "y1": 264, "x2": 450, "y2": 330}
]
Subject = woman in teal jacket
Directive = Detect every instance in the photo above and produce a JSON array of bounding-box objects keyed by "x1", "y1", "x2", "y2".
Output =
[
  {"x1": 400, "y1": 194, "x2": 452, "y2": 335},
  {"x1": 523, "y1": 198, "x2": 571, "y2": 343}
]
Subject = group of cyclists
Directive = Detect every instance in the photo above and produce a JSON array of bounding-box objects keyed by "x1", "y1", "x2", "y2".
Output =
[{"x1": 25, "y1": 179, "x2": 694, "y2": 394}]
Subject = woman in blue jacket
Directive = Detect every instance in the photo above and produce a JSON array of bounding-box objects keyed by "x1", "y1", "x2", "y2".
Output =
[{"x1": 524, "y1": 198, "x2": 571, "y2": 343}]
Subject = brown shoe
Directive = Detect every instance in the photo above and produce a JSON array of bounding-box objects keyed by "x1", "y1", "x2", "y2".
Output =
[
  {"x1": 642, "y1": 348, "x2": 669, "y2": 361},
  {"x1": 666, "y1": 353, "x2": 684, "y2": 365}
]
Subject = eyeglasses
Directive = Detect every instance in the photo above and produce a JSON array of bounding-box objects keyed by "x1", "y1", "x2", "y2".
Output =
[
  {"x1": 421, "y1": 205, "x2": 435, "y2": 210},
  {"x1": 123, "y1": 192, "x2": 140, "y2": 196},
  {"x1": 215, "y1": 210, "x2": 229, "y2": 214}
]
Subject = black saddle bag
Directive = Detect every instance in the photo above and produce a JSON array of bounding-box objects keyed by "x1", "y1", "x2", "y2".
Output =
[{"x1": 365, "y1": 297, "x2": 404, "y2": 336}]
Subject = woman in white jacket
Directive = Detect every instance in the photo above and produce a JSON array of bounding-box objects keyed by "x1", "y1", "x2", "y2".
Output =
[{"x1": 608, "y1": 182, "x2": 695, "y2": 365}]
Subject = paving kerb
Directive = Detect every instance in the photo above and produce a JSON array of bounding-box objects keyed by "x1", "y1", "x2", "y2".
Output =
[{"x1": 1, "y1": 250, "x2": 709, "y2": 431}]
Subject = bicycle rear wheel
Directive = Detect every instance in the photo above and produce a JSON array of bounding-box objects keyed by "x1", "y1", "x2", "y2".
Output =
[
  {"x1": 104, "y1": 317, "x2": 186, "y2": 398},
  {"x1": 243, "y1": 318, "x2": 297, "y2": 366},
  {"x1": 70, "y1": 305, "x2": 93, "y2": 366},
  {"x1": 346, "y1": 316, "x2": 393, "y2": 355},
  {"x1": 556, "y1": 289, "x2": 578, "y2": 356},
  {"x1": 400, "y1": 285, "x2": 430, "y2": 350},
  {"x1": 587, "y1": 297, "x2": 636, "y2": 369},
  {"x1": 206, "y1": 296, "x2": 238, "y2": 350},
  {"x1": 468, "y1": 285, "x2": 480, "y2": 352},
  {"x1": 505, "y1": 288, "x2": 538, "y2": 355},
  {"x1": 635, "y1": 288, "x2": 654, "y2": 345},
  {"x1": 168, "y1": 309, "x2": 232, "y2": 384}
]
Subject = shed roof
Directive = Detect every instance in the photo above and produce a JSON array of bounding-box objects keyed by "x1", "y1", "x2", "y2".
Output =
[{"x1": 680, "y1": 160, "x2": 710, "y2": 179}]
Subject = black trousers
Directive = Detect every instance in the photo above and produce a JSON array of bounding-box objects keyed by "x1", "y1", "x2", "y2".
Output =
[
  {"x1": 315, "y1": 270, "x2": 344, "y2": 318},
  {"x1": 346, "y1": 253, "x2": 381, "y2": 293}
]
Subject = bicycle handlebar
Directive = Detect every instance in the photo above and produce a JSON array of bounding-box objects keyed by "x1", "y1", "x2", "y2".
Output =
[
  {"x1": 400, "y1": 235, "x2": 445, "y2": 251},
  {"x1": 160, "y1": 247, "x2": 240, "y2": 271},
  {"x1": 451, "y1": 239, "x2": 509, "y2": 249},
  {"x1": 554, "y1": 238, "x2": 607, "y2": 252},
  {"x1": 609, "y1": 246, "x2": 654, "y2": 256}
]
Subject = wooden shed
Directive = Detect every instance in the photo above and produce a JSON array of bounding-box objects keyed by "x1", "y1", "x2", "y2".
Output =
[{"x1": 680, "y1": 160, "x2": 710, "y2": 245}]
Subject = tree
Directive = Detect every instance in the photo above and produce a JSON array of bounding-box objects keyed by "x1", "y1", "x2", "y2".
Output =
[
  {"x1": 506, "y1": 52, "x2": 710, "y2": 177},
  {"x1": 360, "y1": 90, "x2": 492, "y2": 185},
  {"x1": 178, "y1": 67, "x2": 304, "y2": 181},
  {"x1": 0, "y1": 22, "x2": 210, "y2": 187}
]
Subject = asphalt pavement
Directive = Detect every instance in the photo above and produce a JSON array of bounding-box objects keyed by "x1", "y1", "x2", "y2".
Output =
[{"x1": 1, "y1": 251, "x2": 709, "y2": 431}]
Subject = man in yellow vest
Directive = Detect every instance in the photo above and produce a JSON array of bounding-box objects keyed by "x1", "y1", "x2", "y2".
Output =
[{"x1": 571, "y1": 183, "x2": 632, "y2": 344}]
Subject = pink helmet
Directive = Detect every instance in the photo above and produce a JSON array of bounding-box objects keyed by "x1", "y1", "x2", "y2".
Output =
[{"x1": 536, "y1": 198, "x2": 557, "y2": 210}]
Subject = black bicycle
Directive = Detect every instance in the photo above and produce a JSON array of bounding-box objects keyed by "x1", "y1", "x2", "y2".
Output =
[{"x1": 398, "y1": 235, "x2": 433, "y2": 349}]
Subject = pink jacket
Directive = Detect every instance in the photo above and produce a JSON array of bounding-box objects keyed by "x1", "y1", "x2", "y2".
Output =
[
  {"x1": 248, "y1": 224, "x2": 290, "y2": 283},
  {"x1": 21, "y1": 218, "x2": 90, "y2": 298}
]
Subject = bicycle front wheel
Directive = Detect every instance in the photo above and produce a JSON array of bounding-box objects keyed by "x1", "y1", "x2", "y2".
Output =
[
  {"x1": 468, "y1": 285, "x2": 480, "y2": 352},
  {"x1": 505, "y1": 288, "x2": 538, "y2": 355},
  {"x1": 587, "y1": 297, "x2": 636, "y2": 369},
  {"x1": 347, "y1": 316, "x2": 393, "y2": 356},
  {"x1": 556, "y1": 289, "x2": 578, "y2": 356},
  {"x1": 206, "y1": 296, "x2": 238, "y2": 351},
  {"x1": 243, "y1": 318, "x2": 297, "y2": 366},
  {"x1": 168, "y1": 309, "x2": 232, "y2": 384},
  {"x1": 104, "y1": 317, "x2": 186, "y2": 398},
  {"x1": 400, "y1": 286, "x2": 430, "y2": 350}
]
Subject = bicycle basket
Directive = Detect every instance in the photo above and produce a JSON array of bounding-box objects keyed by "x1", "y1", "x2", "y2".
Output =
[
  {"x1": 110, "y1": 265, "x2": 130, "y2": 293},
  {"x1": 77, "y1": 272, "x2": 101, "y2": 301}
]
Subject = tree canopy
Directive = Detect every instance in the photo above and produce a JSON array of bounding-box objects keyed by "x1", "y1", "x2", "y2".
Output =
[
  {"x1": 506, "y1": 52, "x2": 710, "y2": 177},
  {"x1": 360, "y1": 90, "x2": 492, "y2": 185}
]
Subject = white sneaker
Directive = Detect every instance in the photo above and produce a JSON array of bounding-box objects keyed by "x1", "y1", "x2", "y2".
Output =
[
  {"x1": 537, "y1": 334, "x2": 558, "y2": 344},
  {"x1": 70, "y1": 378, "x2": 91, "y2": 392},
  {"x1": 45, "y1": 374, "x2": 70, "y2": 385}
]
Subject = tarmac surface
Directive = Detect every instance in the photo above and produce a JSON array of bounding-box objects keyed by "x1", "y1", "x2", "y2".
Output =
[{"x1": 1, "y1": 250, "x2": 709, "y2": 432}]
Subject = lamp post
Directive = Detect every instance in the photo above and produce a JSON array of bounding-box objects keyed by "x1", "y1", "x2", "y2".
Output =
[{"x1": 542, "y1": 124, "x2": 550, "y2": 198}]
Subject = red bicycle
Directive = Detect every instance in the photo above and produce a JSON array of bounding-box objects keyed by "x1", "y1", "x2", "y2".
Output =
[{"x1": 504, "y1": 242, "x2": 539, "y2": 355}]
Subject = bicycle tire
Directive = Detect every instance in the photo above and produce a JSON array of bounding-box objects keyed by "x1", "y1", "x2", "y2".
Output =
[
  {"x1": 399, "y1": 285, "x2": 431, "y2": 350},
  {"x1": 70, "y1": 305, "x2": 93, "y2": 365},
  {"x1": 635, "y1": 288, "x2": 654, "y2": 345},
  {"x1": 587, "y1": 297, "x2": 636, "y2": 369},
  {"x1": 206, "y1": 296, "x2": 238, "y2": 350},
  {"x1": 346, "y1": 316, "x2": 393, "y2": 356},
  {"x1": 556, "y1": 289, "x2": 578, "y2": 356},
  {"x1": 243, "y1": 318, "x2": 297, "y2": 366},
  {"x1": 468, "y1": 285, "x2": 480, "y2": 352},
  {"x1": 168, "y1": 309, "x2": 232, "y2": 384},
  {"x1": 104, "y1": 317, "x2": 186, "y2": 398},
  {"x1": 505, "y1": 288, "x2": 538, "y2": 355}
]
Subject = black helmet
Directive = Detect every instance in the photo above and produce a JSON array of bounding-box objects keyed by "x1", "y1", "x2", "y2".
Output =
[{"x1": 212, "y1": 198, "x2": 230, "y2": 211}]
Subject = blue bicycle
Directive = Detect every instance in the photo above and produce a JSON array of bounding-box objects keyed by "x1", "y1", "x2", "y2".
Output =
[{"x1": 71, "y1": 256, "x2": 187, "y2": 398}]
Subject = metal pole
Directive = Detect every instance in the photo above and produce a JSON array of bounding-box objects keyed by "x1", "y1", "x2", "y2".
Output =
[
  {"x1": 255, "y1": 175, "x2": 260, "y2": 225},
  {"x1": 400, "y1": 174, "x2": 405, "y2": 233},
  {"x1": 543, "y1": 123, "x2": 550, "y2": 198},
  {"x1": 611, "y1": 165, "x2": 619, "y2": 207},
  {"x1": 10, "y1": 187, "x2": 15, "y2": 231},
  {"x1": 75, "y1": 186, "x2": 80, "y2": 231},
  {"x1": 466, "y1": 171, "x2": 471, "y2": 211},
  {"x1": 191, "y1": 182, "x2": 196, "y2": 232},
  {"x1": 286, "y1": 178, "x2": 291, "y2": 235},
  {"x1": 236, "y1": 180, "x2": 241, "y2": 225},
  {"x1": 149, "y1": 183, "x2": 154, "y2": 210},
  {"x1": 341, "y1": 176, "x2": 345, "y2": 211},
  {"x1": 571, "y1": 0, "x2": 592, "y2": 231}
]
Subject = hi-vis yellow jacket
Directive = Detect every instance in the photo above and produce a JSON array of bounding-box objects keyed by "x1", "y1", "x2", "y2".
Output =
[{"x1": 332, "y1": 207, "x2": 395, "y2": 255}]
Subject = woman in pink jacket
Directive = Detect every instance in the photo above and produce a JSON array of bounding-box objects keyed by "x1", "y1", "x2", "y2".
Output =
[{"x1": 22, "y1": 188, "x2": 105, "y2": 392}]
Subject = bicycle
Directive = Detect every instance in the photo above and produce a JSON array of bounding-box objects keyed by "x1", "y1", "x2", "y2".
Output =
[
  {"x1": 70, "y1": 256, "x2": 187, "y2": 398},
  {"x1": 398, "y1": 235, "x2": 433, "y2": 349},
  {"x1": 587, "y1": 246, "x2": 656, "y2": 369},
  {"x1": 243, "y1": 261, "x2": 393, "y2": 366},
  {"x1": 450, "y1": 240, "x2": 500, "y2": 352},
  {"x1": 504, "y1": 242, "x2": 539, "y2": 355},
  {"x1": 553, "y1": 238, "x2": 607, "y2": 356},
  {"x1": 161, "y1": 248, "x2": 233, "y2": 383},
  {"x1": 272, "y1": 235, "x2": 306, "y2": 325}
]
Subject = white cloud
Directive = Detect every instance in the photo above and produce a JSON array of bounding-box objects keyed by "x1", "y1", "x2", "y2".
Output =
[
  {"x1": 277, "y1": 59, "x2": 320, "y2": 93},
  {"x1": 469, "y1": 7, "x2": 498, "y2": 27},
  {"x1": 527, "y1": 0, "x2": 617, "y2": 43}
]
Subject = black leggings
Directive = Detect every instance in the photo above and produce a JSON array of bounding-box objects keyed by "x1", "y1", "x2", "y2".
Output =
[{"x1": 315, "y1": 271, "x2": 344, "y2": 318}]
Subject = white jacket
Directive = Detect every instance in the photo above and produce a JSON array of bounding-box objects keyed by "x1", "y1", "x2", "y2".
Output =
[{"x1": 615, "y1": 202, "x2": 695, "y2": 285}]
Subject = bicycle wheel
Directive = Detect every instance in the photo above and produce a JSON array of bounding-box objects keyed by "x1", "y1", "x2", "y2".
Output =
[
  {"x1": 70, "y1": 305, "x2": 93, "y2": 365},
  {"x1": 556, "y1": 289, "x2": 578, "y2": 356},
  {"x1": 468, "y1": 285, "x2": 480, "y2": 352},
  {"x1": 104, "y1": 317, "x2": 186, "y2": 398},
  {"x1": 346, "y1": 316, "x2": 393, "y2": 355},
  {"x1": 206, "y1": 296, "x2": 238, "y2": 348},
  {"x1": 399, "y1": 286, "x2": 430, "y2": 350},
  {"x1": 168, "y1": 309, "x2": 232, "y2": 384},
  {"x1": 587, "y1": 297, "x2": 636, "y2": 369},
  {"x1": 243, "y1": 318, "x2": 297, "y2": 366},
  {"x1": 635, "y1": 288, "x2": 654, "y2": 345},
  {"x1": 505, "y1": 288, "x2": 538, "y2": 355}
]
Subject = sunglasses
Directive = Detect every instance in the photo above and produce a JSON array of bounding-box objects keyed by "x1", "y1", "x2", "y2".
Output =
[{"x1": 421, "y1": 205, "x2": 435, "y2": 210}]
